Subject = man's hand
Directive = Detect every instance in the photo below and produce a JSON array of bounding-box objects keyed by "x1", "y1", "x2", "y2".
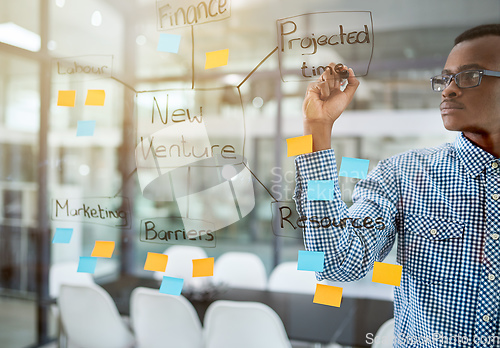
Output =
[{"x1": 302, "y1": 63, "x2": 359, "y2": 151}]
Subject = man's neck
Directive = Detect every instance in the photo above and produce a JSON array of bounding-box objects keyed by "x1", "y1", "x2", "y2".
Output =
[{"x1": 463, "y1": 131, "x2": 500, "y2": 158}]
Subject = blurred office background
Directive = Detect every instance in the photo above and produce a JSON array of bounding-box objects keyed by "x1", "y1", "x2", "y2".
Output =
[{"x1": 0, "y1": 0, "x2": 499, "y2": 346}]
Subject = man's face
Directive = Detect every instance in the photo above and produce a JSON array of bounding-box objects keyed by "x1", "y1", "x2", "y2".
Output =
[{"x1": 440, "y1": 36, "x2": 500, "y2": 134}]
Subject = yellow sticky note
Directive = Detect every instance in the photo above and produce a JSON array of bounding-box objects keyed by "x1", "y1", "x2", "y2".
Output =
[
  {"x1": 90, "y1": 241, "x2": 115, "y2": 258},
  {"x1": 205, "y1": 49, "x2": 229, "y2": 69},
  {"x1": 57, "y1": 90, "x2": 76, "y2": 107},
  {"x1": 372, "y1": 261, "x2": 402, "y2": 286},
  {"x1": 85, "y1": 89, "x2": 105, "y2": 106},
  {"x1": 144, "y1": 252, "x2": 168, "y2": 272},
  {"x1": 313, "y1": 284, "x2": 343, "y2": 307},
  {"x1": 287, "y1": 134, "x2": 313, "y2": 157},
  {"x1": 192, "y1": 257, "x2": 214, "y2": 277}
]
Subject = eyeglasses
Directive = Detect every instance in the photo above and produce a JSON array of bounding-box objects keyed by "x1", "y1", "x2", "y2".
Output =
[{"x1": 430, "y1": 69, "x2": 500, "y2": 92}]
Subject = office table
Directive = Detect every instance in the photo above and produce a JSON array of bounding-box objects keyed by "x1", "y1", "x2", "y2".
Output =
[{"x1": 101, "y1": 275, "x2": 393, "y2": 347}]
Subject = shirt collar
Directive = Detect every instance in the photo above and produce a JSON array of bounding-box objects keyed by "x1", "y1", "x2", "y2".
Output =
[{"x1": 454, "y1": 132, "x2": 497, "y2": 178}]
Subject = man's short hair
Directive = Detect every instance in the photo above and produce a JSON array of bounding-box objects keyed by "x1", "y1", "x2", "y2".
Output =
[{"x1": 455, "y1": 24, "x2": 500, "y2": 45}]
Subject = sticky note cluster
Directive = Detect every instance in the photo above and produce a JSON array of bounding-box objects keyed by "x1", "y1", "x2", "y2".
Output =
[
  {"x1": 297, "y1": 250, "x2": 342, "y2": 307},
  {"x1": 57, "y1": 89, "x2": 105, "y2": 107},
  {"x1": 75, "y1": 241, "x2": 116, "y2": 274},
  {"x1": 143, "y1": 254, "x2": 215, "y2": 295}
]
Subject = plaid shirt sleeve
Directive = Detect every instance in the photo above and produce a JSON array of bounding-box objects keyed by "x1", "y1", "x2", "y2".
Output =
[{"x1": 294, "y1": 148, "x2": 400, "y2": 282}]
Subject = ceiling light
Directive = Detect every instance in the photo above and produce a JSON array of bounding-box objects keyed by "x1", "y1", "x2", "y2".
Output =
[
  {"x1": 79, "y1": 164, "x2": 90, "y2": 176},
  {"x1": 252, "y1": 97, "x2": 264, "y2": 108},
  {"x1": 91, "y1": 11, "x2": 102, "y2": 27},
  {"x1": 0, "y1": 22, "x2": 40, "y2": 52},
  {"x1": 136, "y1": 35, "x2": 147, "y2": 46},
  {"x1": 47, "y1": 40, "x2": 57, "y2": 50},
  {"x1": 223, "y1": 74, "x2": 242, "y2": 85}
]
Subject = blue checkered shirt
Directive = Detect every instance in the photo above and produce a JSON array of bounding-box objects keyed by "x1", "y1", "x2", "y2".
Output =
[{"x1": 294, "y1": 133, "x2": 500, "y2": 347}]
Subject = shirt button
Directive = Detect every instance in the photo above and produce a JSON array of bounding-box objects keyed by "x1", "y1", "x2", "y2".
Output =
[
  {"x1": 492, "y1": 162, "x2": 499, "y2": 169},
  {"x1": 488, "y1": 274, "x2": 495, "y2": 281},
  {"x1": 493, "y1": 194, "x2": 500, "y2": 201},
  {"x1": 483, "y1": 314, "x2": 490, "y2": 322},
  {"x1": 430, "y1": 229, "x2": 438, "y2": 236},
  {"x1": 492, "y1": 233, "x2": 500, "y2": 240}
]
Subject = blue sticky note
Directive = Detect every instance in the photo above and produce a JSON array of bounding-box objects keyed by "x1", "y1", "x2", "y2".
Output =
[
  {"x1": 307, "y1": 180, "x2": 335, "y2": 201},
  {"x1": 52, "y1": 228, "x2": 73, "y2": 244},
  {"x1": 76, "y1": 120, "x2": 96, "y2": 136},
  {"x1": 159, "y1": 276, "x2": 184, "y2": 295},
  {"x1": 157, "y1": 34, "x2": 181, "y2": 53},
  {"x1": 339, "y1": 157, "x2": 370, "y2": 179},
  {"x1": 298, "y1": 250, "x2": 325, "y2": 272},
  {"x1": 77, "y1": 257, "x2": 97, "y2": 274}
]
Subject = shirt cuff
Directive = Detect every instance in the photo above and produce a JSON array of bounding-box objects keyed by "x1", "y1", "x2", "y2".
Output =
[{"x1": 295, "y1": 149, "x2": 338, "y2": 181}]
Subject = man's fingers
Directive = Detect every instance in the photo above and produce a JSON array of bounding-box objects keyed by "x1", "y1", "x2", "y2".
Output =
[
  {"x1": 307, "y1": 65, "x2": 358, "y2": 102},
  {"x1": 306, "y1": 81, "x2": 330, "y2": 100},
  {"x1": 343, "y1": 68, "x2": 360, "y2": 101},
  {"x1": 318, "y1": 81, "x2": 330, "y2": 100},
  {"x1": 321, "y1": 63, "x2": 338, "y2": 90}
]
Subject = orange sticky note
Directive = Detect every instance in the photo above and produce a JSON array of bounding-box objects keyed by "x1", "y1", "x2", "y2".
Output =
[
  {"x1": 90, "y1": 241, "x2": 115, "y2": 258},
  {"x1": 205, "y1": 49, "x2": 229, "y2": 69},
  {"x1": 144, "y1": 252, "x2": 168, "y2": 272},
  {"x1": 286, "y1": 134, "x2": 313, "y2": 157},
  {"x1": 372, "y1": 261, "x2": 402, "y2": 286},
  {"x1": 192, "y1": 257, "x2": 214, "y2": 277},
  {"x1": 313, "y1": 284, "x2": 343, "y2": 307},
  {"x1": 85, "y1": 90, "x2": 105, "y2": 106},
  {"x1": 57, "y1": 90, "x2": 76, "y2": 107}
]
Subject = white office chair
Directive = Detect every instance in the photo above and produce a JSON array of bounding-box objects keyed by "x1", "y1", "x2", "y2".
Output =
[
  {"x1": 130, "y1": 287, "x2": 203, "y2": 348},
  {"x1": 268, "y1": 261, "x2": 318, "y2": 294},
  {"x1": 371, "y1": 318, "x2": 395, "y2": 348},
  {"x1": 213, "y1": 252, "x2": 267, "y2": 290},
  {"x1": 58, "y1": 283, "x2": 135, "y2": 348},
  {"x1": 49, "y1": 262, "x2": 95, "y2": 347},
  {"x1": 153, "y1": 246, "x2": 211, "y2": 291},
  {"x1": 204, "y1": 300, "x2": 292, "y2": 348},
  {"x1": 50, "y1": 262, "x2": 95, "y2": 299}
]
